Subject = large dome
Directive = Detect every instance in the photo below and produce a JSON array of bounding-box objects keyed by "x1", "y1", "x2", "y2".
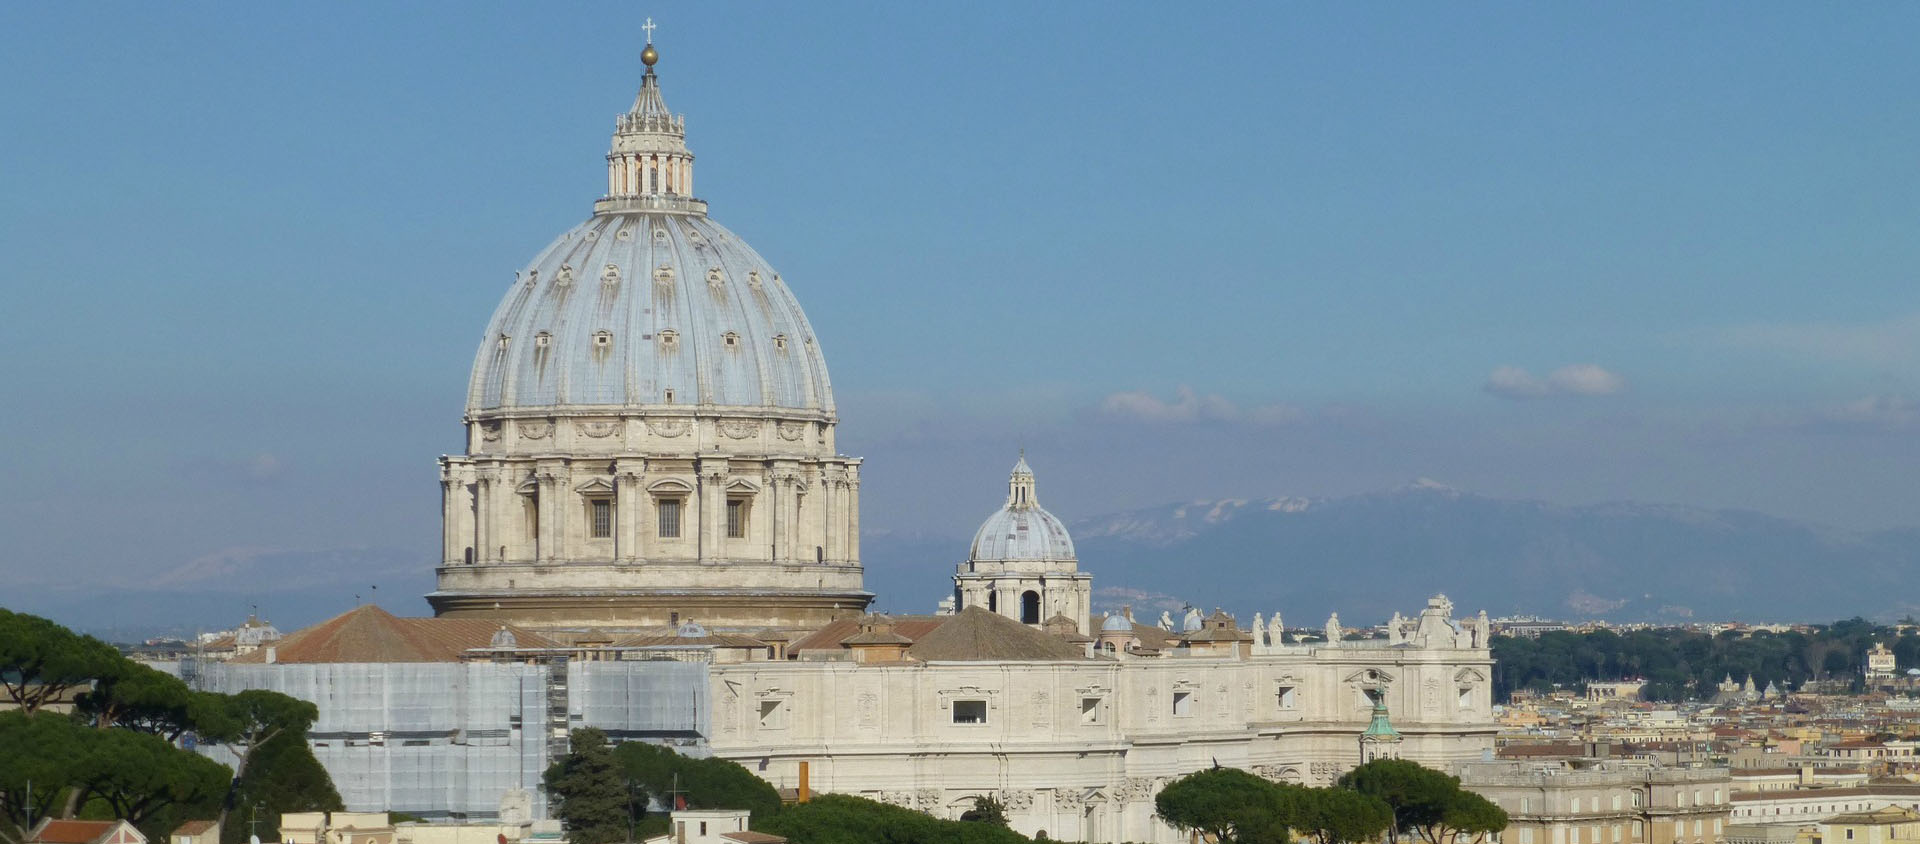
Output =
[
  {"x1": 431, "y1": 41, "x2": 870, "y2": 635},
  {"x1": 467, "y1": 212, "x2": 833, "y2": 415}
]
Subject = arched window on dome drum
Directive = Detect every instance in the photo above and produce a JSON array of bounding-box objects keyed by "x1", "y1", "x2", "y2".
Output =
[
  {"x1": 987, "y1": 592, "x2": 997, "y2": 613},
  {"x1": 1021, "y1": 591, "x2": 1040, "y2": 625}
]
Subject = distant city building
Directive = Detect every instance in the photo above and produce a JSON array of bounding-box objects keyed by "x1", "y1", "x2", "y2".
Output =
[{"x1": 1458, "y1": 760, "x2": 1731, "y2": 844}]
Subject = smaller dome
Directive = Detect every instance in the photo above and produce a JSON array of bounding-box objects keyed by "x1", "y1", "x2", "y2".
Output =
[
  {"x1": 1101, "y1": 614, "x2": 1133, "y2": 633},
  {"x1": 968, "y1": 455, "x2": 1076, "y2": 562}
]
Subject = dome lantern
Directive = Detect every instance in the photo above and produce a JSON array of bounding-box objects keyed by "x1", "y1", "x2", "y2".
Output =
[{"x1": 598, "y1": 22, "x2": 703, "y2": 216}]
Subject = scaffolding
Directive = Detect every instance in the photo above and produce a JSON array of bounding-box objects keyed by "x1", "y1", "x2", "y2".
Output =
[{"x1": 193, "y1": 657, "x2": 709, "y2": 820}]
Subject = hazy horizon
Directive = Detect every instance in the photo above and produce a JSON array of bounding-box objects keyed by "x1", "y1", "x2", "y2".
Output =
[{"x1": 5, "y1": 4, "x2": 1919, "y2": 604}]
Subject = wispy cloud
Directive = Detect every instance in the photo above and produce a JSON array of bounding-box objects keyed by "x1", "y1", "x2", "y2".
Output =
[
  {"x1": 1098, "y1": 386, "x2": 1304, "y2": 425},
  {"x1": 1717, "y1": 312, "x2": 1920, "y2": 367},
  {"x1": 180, "y1": 451, "x2": 288, "y2": 486},
  {"x1": 1816, "y1": 395, "x2": 1920, "y2": 432},
  {"x1": 1484, "y1": 364, "x2": 1627, "y2": 399}
]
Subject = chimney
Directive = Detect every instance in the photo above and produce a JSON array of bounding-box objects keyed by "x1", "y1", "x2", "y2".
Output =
[{"x1": 798, "y1": 761, "x2": 810, "y2": 803}]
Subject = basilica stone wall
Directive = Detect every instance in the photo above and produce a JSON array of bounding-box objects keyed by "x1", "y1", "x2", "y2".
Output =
[{"x1": 705, "y1": 641, "x2": 1497, "y2": 844}]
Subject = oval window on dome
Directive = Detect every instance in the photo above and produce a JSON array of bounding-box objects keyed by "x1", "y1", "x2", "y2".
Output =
[
  {"x1": 723, "y1": 332, "x2": 739, "y2": 349},
  {"x1": 706, "y1": 267, "x2": 724, "y2": 286},
  {"x1": 592, "y1": 330, "x2": 612, "y2": 348},
  {"x1": 658, "y1": 329, "x2": 679, "y2": 348},
  {"x1": 534, "y1": 332, "x2": 551, "y2": 348},
  {"x1": 773, "y1": 334, "x2": 788, "y2": 351}
]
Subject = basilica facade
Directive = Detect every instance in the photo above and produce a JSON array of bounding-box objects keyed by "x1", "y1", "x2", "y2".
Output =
[{"x1": 202, "y1": 35, "x2": 1501, "y2": 844}]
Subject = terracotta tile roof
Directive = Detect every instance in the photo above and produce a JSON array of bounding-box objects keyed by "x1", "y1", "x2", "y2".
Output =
[
  {"x1": 720, "y1": 833, "x2": 786, "y2": 844},
  {"x1": 788, "y1": 615, "x2": 948, "y2": 653},
  {"x1": 170, "y1": 822, "x2": 217, "y2": 837},
  {"x1": 614, "y1": 631, "x2": 769, "y2": 649},
  {"x1": 31, "y1": 821, "x2": 132, "y2": 844},
  {"x1": 906, "y1": 607, "x2": 1087, "y2": 662},
  {"x1": 229, "y1": 605, "x2": 559, "y2": 663}
]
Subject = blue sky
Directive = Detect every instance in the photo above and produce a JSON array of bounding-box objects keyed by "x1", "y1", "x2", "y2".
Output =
[{"x1": 3, "y1": 3, "x2": 1918, "y2": 602}]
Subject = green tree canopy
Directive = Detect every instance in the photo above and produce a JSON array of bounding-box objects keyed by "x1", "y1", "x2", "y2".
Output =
[
  {"x1": 0, "y1": 710, "x2": 229, "y2": 844},
  {"x1": 545, "y1": 729, "x2": 629, "y2": 844},
  {"x1": 1284, "y1": 784, "x2": 1394, "y2": 844},
  {"x1": 218, "y1": 731, "x2": 343, "y2": 844},
  {"x1": 959, "y1": 796, "x2": 1009, "y2": 827},
  {"x1": 612, "y1": 741, "x2": 781, "y2": 825},
  {"x1": 0, "y1": 610, "x2": 123, "y2": 715},
  {"x1": 756, "y1": 794, "x2": 1030, "y2": 844},
  {"x1": 1154, "y1": 768, "x2": 1293, "y2": 844},
  {"x1": 1338, "y1": 759, "x2": 1507, "y2": 844}
]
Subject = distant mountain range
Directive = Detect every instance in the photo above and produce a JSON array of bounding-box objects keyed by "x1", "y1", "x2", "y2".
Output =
[
  {"x1": 20, "y1": 484, "x2": 1918, "y2": 640},
  {"x1": 864, "y1": 482, "x2": 1920, "y2": 627}
]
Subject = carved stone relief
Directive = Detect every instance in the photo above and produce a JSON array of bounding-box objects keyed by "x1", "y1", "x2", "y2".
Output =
[
  {"x1": 519, "y1": 419, "x2": 551, "y2": 440},
  {"x1": 718, "y1": 419, "x2": 761, "y2": 439},
  {"x1": 644, "y1": 418, "x2": 688, "y2": 438},
  {"x1": 776, "y1": 421, "x2": 806, "y2": 441},
  {"x1": 576, "y1": 419, "x2": 618, "y2": 438}
]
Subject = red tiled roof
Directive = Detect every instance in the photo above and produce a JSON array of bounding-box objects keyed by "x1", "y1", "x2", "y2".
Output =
[
  {"x1": 32, "y1": 821, "x2": 127, "y2": 844},
  {"x1": 170, "y1": 822, "x2": 217, "y2": 836},
  {"x1": 721, "y1": 833, "x2": 786, "y2": 844},
  {"x1": 229, "y1": 606, "x2": 558, "y2": 663},
  {"x1": 787, "y1": 615, "x2": 949, "y2": 652}
]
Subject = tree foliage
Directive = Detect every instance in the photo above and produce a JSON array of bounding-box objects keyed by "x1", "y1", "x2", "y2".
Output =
[
  {"x1": 613, "y1": 740, "x2": 782, "y2": 827},
  {"x1": 959, "y1": 796, "x2": 1009, "y2": 827},
  {"x1": 0, "y1": 609, "x2": 338, "y2": 844},
  {"x1": 545, "y1": 729, "x2": 629, "y2": 844},
  {"x1": 757, "y1": 794, "x2": 1030, "y2": 844},
  {"x1": 1491, "y1": 618, "x2": 1907, "y2": 701},
  {"x1": 0, "y1": 609, "x2": 123, "y2": 715},
  {"x1": 1155, "y1": 768, "x2": 1293, "y2": 844},
  {"x1": 218, "y1": 732, "x2": 343, "y2": 844},
  {"x1": 0, "y1": 711, "x2": 228, "y2": 844},
  {"x1": 1284, "y1": 784, "x2": 1394, "y2": 844},
  {"x1": 1339, "y1": 759, "x2": 1506, "y2": 844}
]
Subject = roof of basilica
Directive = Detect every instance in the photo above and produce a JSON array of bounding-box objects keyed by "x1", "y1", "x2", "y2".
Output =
[
  {"x1": 786, "y1": 607, "x2": 1090, "y2": 662},
  {"x1": 229, "y1": 605, "x2": 559, "y2": 663},
  {"x1": 466, "y1": 47, "x2": 834, "y2": 418}
]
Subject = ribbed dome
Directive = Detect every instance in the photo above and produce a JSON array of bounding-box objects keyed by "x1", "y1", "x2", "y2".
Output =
[
  {"x1": 467, "y1": 212, "x2": 833, "y2": 415},
  {"x1": 1100, "y1": 614, "x2": 1133, "y2": 633},
  {"x1": 969, "y1": 457, "x2": 1076, "y2": 562}
]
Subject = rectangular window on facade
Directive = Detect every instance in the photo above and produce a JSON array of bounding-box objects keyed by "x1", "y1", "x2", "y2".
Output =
[
  {"x1": 1519, "y1": 829, "x2": 1532, "y2": 844},
  {"x1": 953, "y1": 700, "x2": 987, "y2": 724},
  {"x1": 726, "y1": 499, "x2": 747, "y2": 538},
  {"x1": 658, "y1": 498, "x2": 682, "y2": 538},
  {"x1": 590, "y1": 499, "x2": 612, "y2": 538},
  {"x1": 1571, "y1": 798, "x2": 1580, "y2": 813},
  {"x1": 1172, "y1": 690, "x2": 1193, "y2": 716},
  {"x1": 1081, "y1": 697, "x2": 1104, "y2": 725},
  {"x1": 1277, "y1": 686, "x2": 1298, "y2": 710}
]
